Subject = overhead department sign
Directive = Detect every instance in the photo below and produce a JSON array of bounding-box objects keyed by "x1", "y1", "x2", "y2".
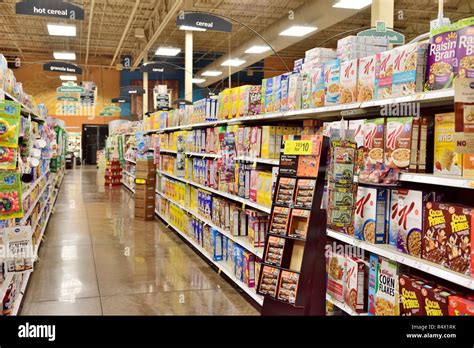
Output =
[
  {"x1": 16, "y1": 0, "x2": 84, "y2": 20},
  {"x1": 44, "y1": 62, "x2": 82, "y2": 75},
  {"x1": 176, "y1": 12, "x2": 232, "y2": 32}
]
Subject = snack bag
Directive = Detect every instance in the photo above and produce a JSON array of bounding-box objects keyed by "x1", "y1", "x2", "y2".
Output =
[
  {"x1": 0, "y1": 147, "x2": 17, "y2": 170},
  {"x1": 0, "y1": 172, "x2": 23, "y2": 220},
  {"x1": 0, "y1": 100, "x2": 21, "y2": 148}
]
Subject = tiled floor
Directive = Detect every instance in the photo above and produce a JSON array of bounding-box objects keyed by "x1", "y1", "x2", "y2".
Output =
[{"x1": 21, "y1": 166, "x2": 259, "y2": 316}]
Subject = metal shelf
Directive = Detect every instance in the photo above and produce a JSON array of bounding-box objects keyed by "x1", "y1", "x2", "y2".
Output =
[
  {"x1": 21, "y1": 170, "x2": 49, "y2": 201},
  {"x1": 399, "y1": 173, "x2": 474, "y2": 189},
  {"x1": 327, "y1": 229, "x2": 474, "y2": 290},
  {"x1": 156, "y1": 190, "x2": 264, "y2": 258},
  {"x1": 234, "y1": 156, "x2": 279, "y2": 165},
  {"x1": 156, "y1": 170, "x2": 271, "y2": 214},
  {"x1": 155, "y1": 209, "x2": 264, "y2": 306},
  {"x1": 326, "y1": 294, "x2": 367, "y2": 316},
  {"x1": 125, "y1": 158, "x2": 136, "y2": 164},
  {"x1": 186, "y1": 151, "x2": 221, "y2": 159}
]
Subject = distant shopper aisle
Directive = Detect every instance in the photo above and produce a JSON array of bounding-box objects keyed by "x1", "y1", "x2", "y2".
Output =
[{"x1": 20, "y1": 167, "x2": 258, "y2": 315}]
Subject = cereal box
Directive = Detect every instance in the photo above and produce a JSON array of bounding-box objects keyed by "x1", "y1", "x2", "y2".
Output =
[
  {"x1": 391, "y1": 189, "x2": 432, "y2": 257},
  {"x1": 422, "y1": 283, "x2": 453, "y2": 316},
  {"x1": 238, "y1": 85, "x2": 251, "y2": 117},
  {"x1": 287, "y1": 73, "x2": 302, "y2": 111},
  {"x1": 301, "y1": 71, "x2": 311, "y2": 109},
  {"x1": 324, "y1": 59, "x2": 341, "y2": 105},
  {"x1": 456, "y1": 17, "x2": 474, "y2": 79},
  {"x1": 280, "y1": 73, "x2": 290, "y2": 112},
  {"x1": 354, "y1": 186, "x2": 388, "y2": 243},
  {"x1": 327, "y1": 252, "x2": 346, "y2": 303},
  {"x1": 368, "y1": 254, "x2": 399, "y2": 316},
  {"x1": 449, "y1": 296, "x2": 474, "y2": 316},
  {"x1": 425, "y1": 23, "x2": 458, "y2": 91},
  {"x1": 434, "y1": 113, "x2": 462, "y2": 176},
  {"x1": 263, "y1": 78, "x2": 274, "y2": 114},
  {"x1": 230, "y1": 87, "x2": 240, "y2": 119},
  {"x1": 375, "y1": 50, "x2": 394, "y2": 100},
  {"x1": 273, "y1": 75, "x2": 282, "y2": 112},
  {"x1": 248, "y1": 85, "x2": 262, "y2": 116},
  {"x1": 339, "y1": 58, "x2": 358, "y2": 104},
  {"x1": 344, "y1": 257, "x2": 368, "y2": 313},
  {"x1": 444, "y1": 204, "x2": 472, "y2": 276},
  {"x1": 392, "y1": 43, "x2": 429, "y2": 97},
  {"x1": 399, "y1": 274, "x2": 426, "y2": 316},
  {"x1": 363, "y1": 117, "x2": 385, "y2": 166},
  {"x1": 423, "y1": 202, "x2": 448, "y2": 266},
  {"x1": 310, "y1": 64, "x2": 325, "y2": 108},
  {"x1": 357, "y1": 55, "x2": 377, "y2": 102},
  {"x1": 243, "y1": 251, "x2": 255, "y2": 288},
  {"x1": 384, "y1": 117, "x2": 413, "y2": 169},
  {"x1": 221, "y1": 88, "x2": 231, "y2": 119}
]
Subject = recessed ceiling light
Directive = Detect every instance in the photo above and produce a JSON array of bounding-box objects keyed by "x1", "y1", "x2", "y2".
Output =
[
  {"x1": 53, "y1": 52, "x2": 76, "y2": 60},
  {"x1": 155, "y1": 46, "x2": 181, "y2": 56},
  {"x1": 333, "y1": 0, "x2": 372, "y2": 9},
  {"x1": 47, "y1": 23, "x2": 76, "y2": 36},
  {"x1": 221, "y1": 59, "x2": 246, "y2": 67},
  {"x1": 60, "y1": 75, "x2": 77, "y2": 81},
  {"x1": 279, "y1": 25, "x2": 318, "y2": 37},
  {"x1": 245, "y1": 45, "x2": 271, "y2": 54},
  {"x1": 179, "y1": 25, "x2": 207, "y2": 32},
  {"x1": 192, "y1": 78, "x2": 206, "y2": 83},
  {"x1": 201, "y1": 70, "x2": 222, "y2": 77}
]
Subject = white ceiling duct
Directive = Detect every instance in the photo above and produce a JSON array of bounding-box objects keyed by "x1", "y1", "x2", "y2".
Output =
[{"x1": 196, "y1": 0, "x2": 367, "y2": 86}]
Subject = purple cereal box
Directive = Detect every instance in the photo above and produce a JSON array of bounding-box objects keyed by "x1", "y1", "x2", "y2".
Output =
[
  {"x1": 248, "y1": 85, "x2": 262, "y2": 116},
  {"x1": 456, "y1": 17, "x2": 474, "y2": 79},
  {"x1": 425, "y1": 23, "x2": 458, "y2": 91}
]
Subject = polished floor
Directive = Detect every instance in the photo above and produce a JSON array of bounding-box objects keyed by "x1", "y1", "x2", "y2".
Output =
[{"x1": 21, "y1": 166, "x2": 259, "y2": 315}]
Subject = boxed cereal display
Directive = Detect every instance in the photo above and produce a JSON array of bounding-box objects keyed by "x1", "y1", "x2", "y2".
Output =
[
  {"x1": 287, "y1": 73, "x2": 302, "y2": 111},
  {"x1": 310, "y1": 64, "x2": 325, "y2": 108},
  {"x1": 238, "y1": 85, "x2": 251, "y2": 117},
  {"x1": 344, "y1": 257, "x2": 368, "y2": 313},
  {"x1": 258, "y1": 265, "x2": 280, "y2": 297},
  {"x1": 354, "y1": 186, "x2": 388, "y2": 244},
  {"x1": 384, "y1": 117, "x2": 413, "y2": 170},
  {"x1": 423, "y1": 202, "x2": 449, "y2": 266},
  {"x1": 368, "y1": 254, "x2": 399, "y2": 316},
  {"x1": 434, "y1": 113, "x2": 462, "y2": 176},
  {"x1": 280, "y1": 73, "x2": 290, "y2": 112},
  {"x1": 339, "y1": 58, "x2": 358, "y2": 104},
  {"x1": 273, "y1": 75, "x2": 282, "y2": 112},
  {"x1": 375, "y1": 50, "x2": 394, "y2": 100},
  {"x1": 392, "y1": 42, "x2": 429, "y2": 97},
  {"x1": 399, "y1": 274, "x2": 426, "y2": 316},
  {"x1": 248, "y1": 85, "x2": 262, "y2": 116},
  {"x1": 422, "y1": 283, "x2": 453, "y2": 316},
  {"x1": 327, "y1": 252, "x2": 346, "y2": 303},
  {"x1": 357, "y1": 54, "x2": 377, "y2": 102},
  {"x1": 456, "y1": 17, "x2": 474, "y2": 79},
  {"x1": 324, "y1": 59, "x2": 341, "y2": 105},
  {"x1": 301, "y1": 71, "x2": 312, "y2": 109},
  {"x1": 425, "y1": 22, "x2": 458, "y2": 91},
  {"x1": 449, "y1": 296, "x2": 474, "y2": 316},
  {"x1": 243, "y1": 251, "x2": 255, "y2": 288},
  {"x1": 263, "y1": 78, "x2": 274, "y2": 114}
]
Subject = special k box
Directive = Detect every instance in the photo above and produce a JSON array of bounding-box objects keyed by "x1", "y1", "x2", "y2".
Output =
[
  {"x1": 339, "y1": 58, "x2": 358, "y2": 104},
  {"x1": 357, "y1": 55, "x2": 377, "y2": 102},
  {"x1": 354, "y1": 186, "x2": 388, "y2": 244}
]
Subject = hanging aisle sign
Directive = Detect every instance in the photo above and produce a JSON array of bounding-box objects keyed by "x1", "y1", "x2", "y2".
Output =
[
  {"x1": 112, "y1": 97, "x2": 130, "y2": 103},
  {"x1": 57, "y1": 82, "x2": 85, "y2": 93},
  {"x1": 140, "y1": 62, "x2": 169, "y2": 73},
  {"x1": 121, "y1": 86, "x2": 145, "y2": 96},
  {"x1": 176, "y1": 12, "x2": 232, "y2": 32},
  {"x1": 15, "y1": 0, "x2": 84, "y2": 20},
  {"x1": 57, "y1": 94, "x2": 78, "y2": 102},
  {"x1": 43, "y1": 62, "x2": 82, "y2": 75}
]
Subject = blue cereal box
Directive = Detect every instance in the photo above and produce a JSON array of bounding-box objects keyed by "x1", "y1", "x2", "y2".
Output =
[
  {"x1": 210, "y1": 229, "x2": 223, "y2": 261},
  {"x1": 354, "y1": 186, "x2": 388, "y2": 243},
  {"x1": 234, "y1": 244, "x2": 244, "y2": 282},
  {"x1": 273, "y1": 75, "x2": 282, "y2": 112},
  {"x1": 324, "y1": 59, "x2": 341, "y2": 105},
  {"x1": 264, "y1": 78, "x2": 274, "y2": 114}
]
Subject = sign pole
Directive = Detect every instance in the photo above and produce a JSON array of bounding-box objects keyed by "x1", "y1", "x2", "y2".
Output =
[
  {"x1": 185, "y1": 30, "x2": 193, "y2": 103},
  {"x1": 143, "y1": 57, "x2": 149, "y2": 117},
  {"x1": 371, "y1": 0, "x2": 394, "y2": 46}
]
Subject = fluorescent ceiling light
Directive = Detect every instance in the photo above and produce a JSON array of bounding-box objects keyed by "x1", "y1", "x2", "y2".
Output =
[
  {"x1": 60, "y1": 75, "x2": 77, "y2": 81},
  {"x1": 192, "y1": 78, "x2": 206, "y2": 83},
  {"x1": 179, "y1": 25, "x2": 206, "y2": 32},
  {"x1": 245, "y1": 45, "x2": 271, "y2": 54},
  {"x1": 53, "y1": 52, "x2": 76, "y2": 60},
  {"x1": 47, "y1": 23, "x2": 76, "y2": 36},
  {"x1": 201, "y1": 70, "x2": 222, "y2": 77},
  {"x1": 279, "y1": 25, "x2": 318, "y2": 37},
  {"x1": 155, "y1": 46, "x2": 181, "y2": 56},
  {"x1": 221, "y1": 59, "x2": 246, "y2": 67},
  {"x1": 333, "y1": 0, "x2": 372, "y2": 9}
]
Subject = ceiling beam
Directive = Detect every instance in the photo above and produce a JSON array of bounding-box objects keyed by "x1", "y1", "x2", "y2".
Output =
[
  {"x1": 109, "y1": 0, "x2": 141, "y2": 67},
  {"x1": 85, "y1": 0, "x2": 96, "y2": 64},
  {"x1": 132, "y1": 0, "x2": 184, "y2": 69}
]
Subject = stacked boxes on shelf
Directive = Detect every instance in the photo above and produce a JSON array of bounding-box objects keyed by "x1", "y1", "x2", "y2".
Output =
[{"x1": 134, "y1": 159, "x2": 156, "y2": 220}]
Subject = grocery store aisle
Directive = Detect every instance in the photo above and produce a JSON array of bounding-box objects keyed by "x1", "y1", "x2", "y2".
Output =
[{"x1": 21, "y1": 166, "x2": 259, "y2": 315}]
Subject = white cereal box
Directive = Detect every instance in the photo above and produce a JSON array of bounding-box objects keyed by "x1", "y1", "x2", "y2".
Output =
[
  {"x1": 354, "y1": 186, "x2": 388, "y2": 244},
  {"x1": 357, "y1": 55, "x2": 377, "y2": 102},
  {"x1": 339, "y1": 58, "x2": 358, "y2": 104}
]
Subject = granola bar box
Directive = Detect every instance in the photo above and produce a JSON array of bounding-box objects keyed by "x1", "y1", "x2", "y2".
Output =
[
  {"x1": 354, "y1": 186, "x2": 388, "y2": 244},
  {"x1": 456, "y1": 17, "x2": 474, "y2": 79},
  {"x1": 425, "y1": 23, "x2": 458, "y2": 91},
  {"x1": 368, "y1": 254, "x2": 400, "y2": 316}
]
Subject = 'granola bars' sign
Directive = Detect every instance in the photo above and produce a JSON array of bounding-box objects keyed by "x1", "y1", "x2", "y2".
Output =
[
  {"x1": 358, "y1": 28, "x2": 405, "y2": 45},
  {"x1": 43, "y1": 62, "x2": 82, "y2": 75},
  {"x1": 176, "y1": 12, "x2": 232, "y2": 32},
  {"x1": 16, "y1": 0, "x2": 84, "y2": 20}
]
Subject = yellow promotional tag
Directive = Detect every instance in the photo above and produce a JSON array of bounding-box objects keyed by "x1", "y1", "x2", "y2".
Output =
[
  {"x1": 136, "y1": 179, "x2": 146, "y2": 184},
  {"x1": 284, "y1": 140, "x2": 313, "y2": 155}
]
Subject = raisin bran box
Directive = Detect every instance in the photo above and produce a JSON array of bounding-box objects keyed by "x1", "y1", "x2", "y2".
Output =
[
  {"x1": 368, "y1": 254, "x2": 399, "y2": 316},
  {"x1": 456, "y1": 17, "x2": 474, "y2": 79},
  {"x1": 425, "y1": 23, "x2": 458, "y2": 91}
]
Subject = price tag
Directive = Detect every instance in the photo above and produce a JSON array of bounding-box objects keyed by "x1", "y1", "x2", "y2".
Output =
[
  {"x1": 284, "y1": 140, "x2": 313, "y2": 155},
  {"x1": 136, "y1": 179, "x2": 146, "y2": 184}
]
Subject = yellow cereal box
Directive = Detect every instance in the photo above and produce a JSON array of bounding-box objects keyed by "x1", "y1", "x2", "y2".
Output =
[
  {"x1": 434, "y1": 113, "x2": 462, "y2": 176},
  {"x1": 257, "y1": 171, "x2": 273, "y2": 208},
  {"x1": 230, "y1": 87, "x2": 240, "y2": 119}
]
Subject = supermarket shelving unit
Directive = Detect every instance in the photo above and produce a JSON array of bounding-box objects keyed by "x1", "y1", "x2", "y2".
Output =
[{"x1": 124, "y1": 88, "x2": 466, "y2": 313}]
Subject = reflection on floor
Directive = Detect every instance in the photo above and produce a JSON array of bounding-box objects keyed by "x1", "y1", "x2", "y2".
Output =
[{"x1": 21, "y1": 166, "x2": 259, "y2": 315}]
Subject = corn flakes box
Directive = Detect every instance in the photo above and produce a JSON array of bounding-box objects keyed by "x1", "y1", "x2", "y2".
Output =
[{"x1": 368, "y1": 254, "x2": 400, "y2": 316}]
